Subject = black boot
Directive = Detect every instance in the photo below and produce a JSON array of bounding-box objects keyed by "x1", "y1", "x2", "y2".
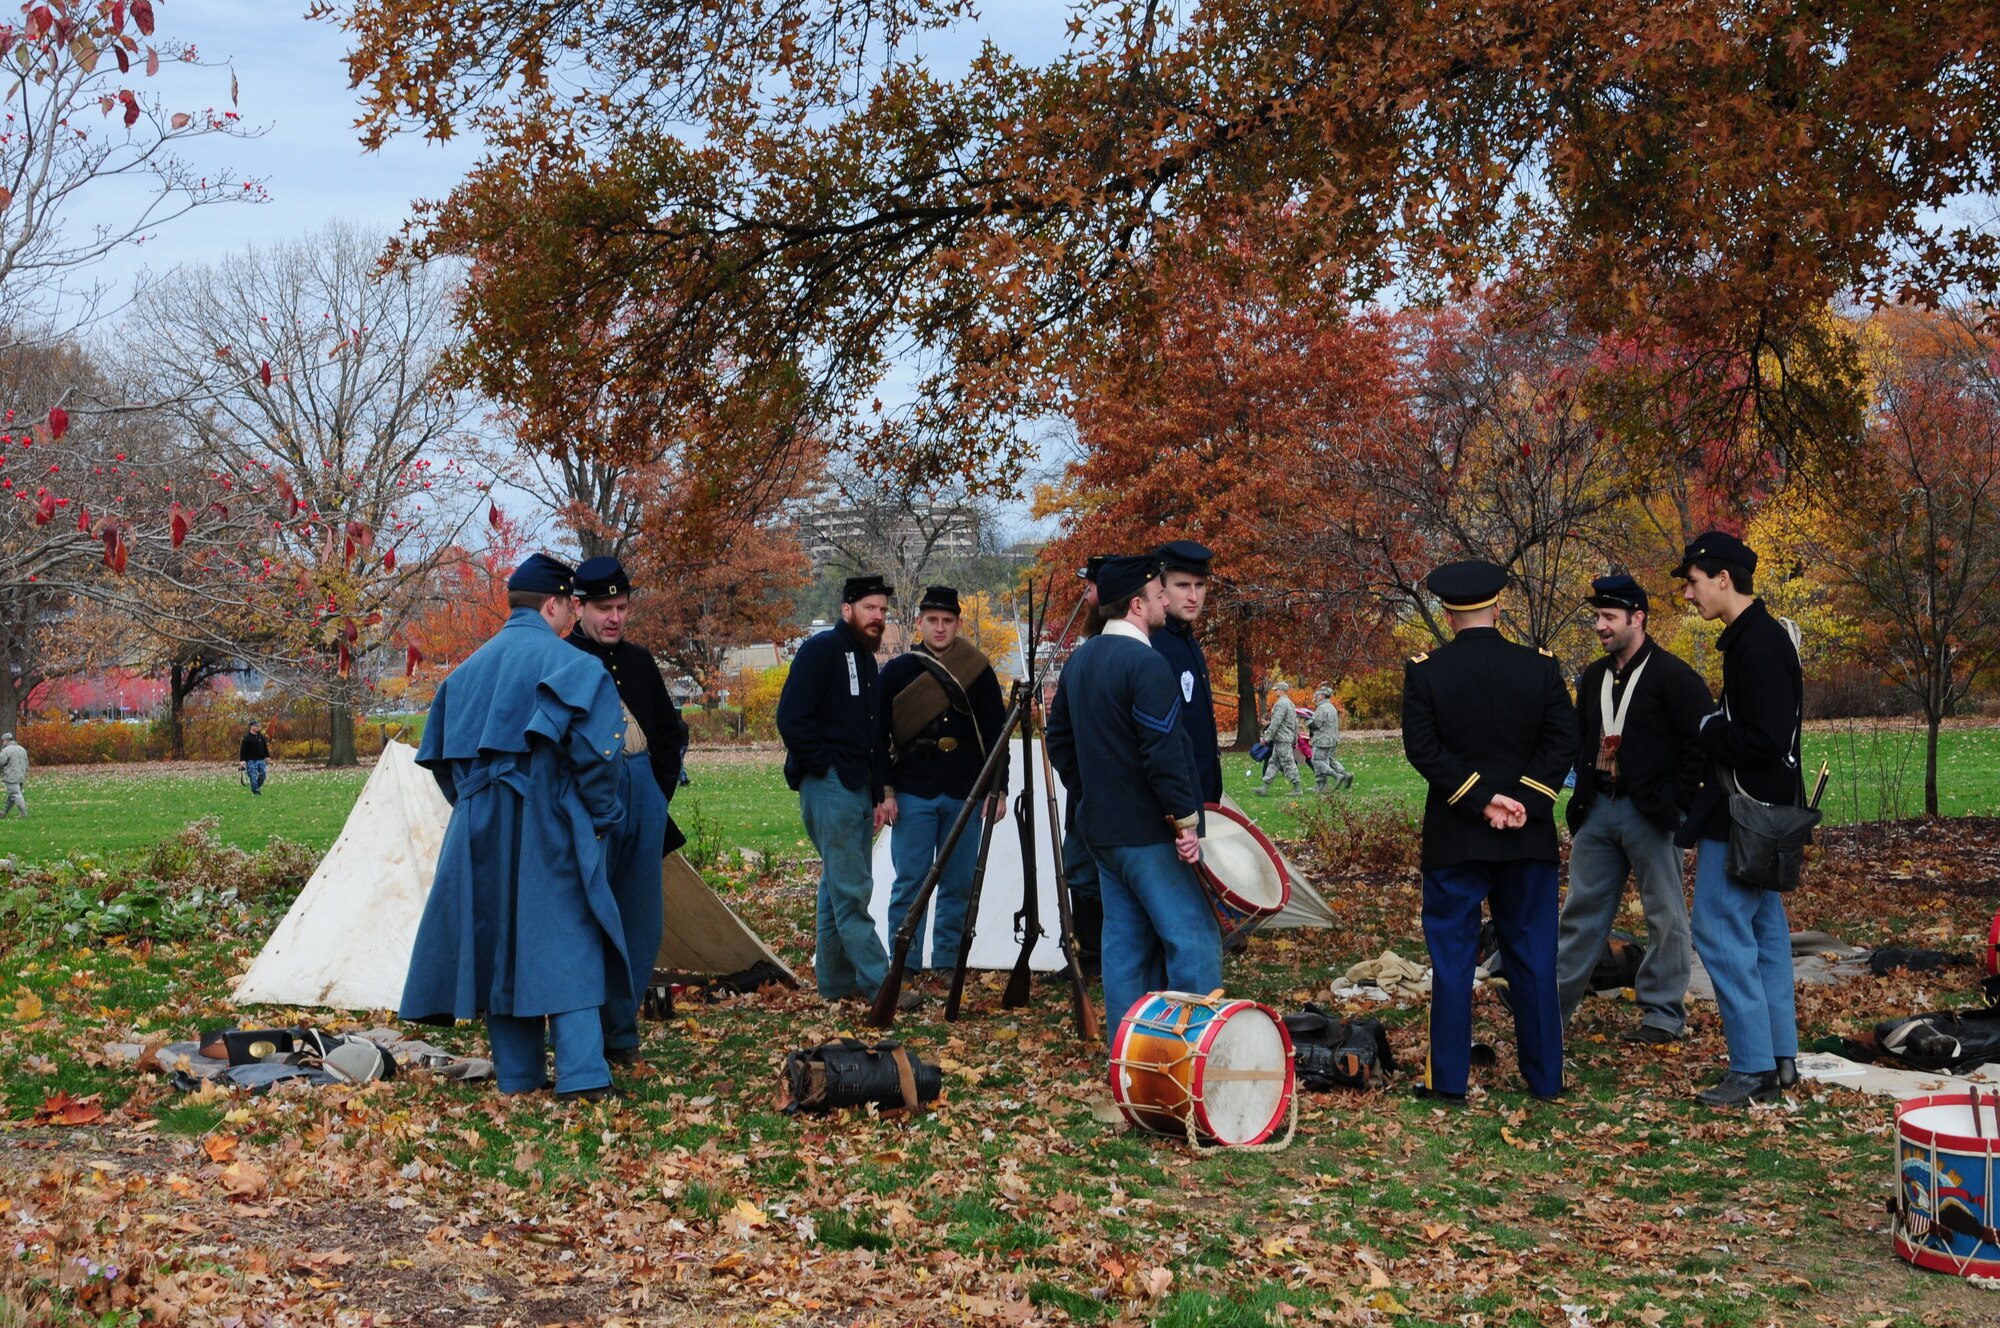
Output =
[
  {"x1": 1695, "y1": 1070, "x2": 1780, "y2": 1107},
  {"x1": 1775, "y1": 1056, "x2": 1798, "y2": 1088},
  {"x1": 1070, "y1": 896, "x2": 1104, "y2": 980}
]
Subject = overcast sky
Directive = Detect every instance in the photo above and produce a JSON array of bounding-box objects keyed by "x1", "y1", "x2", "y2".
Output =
[
  {"x1": 98, "y1": 3, "x2": 1073, "y2": 299},
  {"x1": 82, "y1": 4, "x2": 1075, "y2": 537}
]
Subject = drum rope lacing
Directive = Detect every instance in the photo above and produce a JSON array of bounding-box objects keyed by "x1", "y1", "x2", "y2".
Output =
[
  {"x1": 1178, "y1": 1080, "x2": 1298, "y2": 1155},
  {"x1": 1107, "y1": 1037, "x2": 1298, "y2": 1154},
  {"x1": 1893, "y1": 1088, "x2": 2000, "y2": 1276}
]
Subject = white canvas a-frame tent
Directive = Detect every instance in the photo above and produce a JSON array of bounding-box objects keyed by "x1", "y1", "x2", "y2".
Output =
[{"x1": 233, "y1": 741, "x2": 795, "y2": 1011}]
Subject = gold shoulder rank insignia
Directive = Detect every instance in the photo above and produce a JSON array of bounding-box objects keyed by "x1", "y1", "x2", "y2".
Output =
[
  {"x1": 1538, "y1": 647, "x2": 1555, "y2": 658},
  {"x1": 1409, "y1": 651, "x2": 1429, "y2": 664}
]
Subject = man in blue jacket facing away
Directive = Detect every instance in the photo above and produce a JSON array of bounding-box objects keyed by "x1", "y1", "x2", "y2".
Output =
[
  {"x1": 777, "y1": 574, "x2": 895, "y2": 1002},
  {"x1": 1047, "y1": 555, "x2": 1216, "y2": 1034},
  {"x1": 400, "y1": 554, "x2": 632, "y2": 1103}
]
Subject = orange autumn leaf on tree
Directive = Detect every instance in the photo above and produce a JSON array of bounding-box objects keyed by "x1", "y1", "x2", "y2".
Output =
[
  {"x1": 1042, "y1": 236, "x2": 1408, "y2": 737},
  {"x1": 331, "y1": 0, "x2": 2000, "y2": 490}
]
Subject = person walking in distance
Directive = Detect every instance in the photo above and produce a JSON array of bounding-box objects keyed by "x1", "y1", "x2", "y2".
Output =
[
  {"x1": 1256, "y1": 680, "x2": 1304, "y2": 796},
  {"x1": 0, "y1": 732, "x2": 27, "y2": 818},
  {"x1": 238, "y1": 720, "x2": 270, "y2": 796},
  {"x1": 1307, "y1": 686, "x2": 1353, "y2": 792}
]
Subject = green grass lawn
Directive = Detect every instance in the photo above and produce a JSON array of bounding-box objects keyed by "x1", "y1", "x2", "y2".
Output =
[
  {"x1": 1224, "y1": 723, "x2": 2000, "y2": 842},
  {"x1": 2, "y1": 720, "x2": 1996, "y2": 871},
  {"x1": 0, "y1": 765, "x2": 370, "y2": 864}
]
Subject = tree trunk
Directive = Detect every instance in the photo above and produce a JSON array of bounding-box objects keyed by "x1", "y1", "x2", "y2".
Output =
[
  {"x1": 168, "y1": 662, "x2": 189, "y2": 760},
  {"x1": 1925, "y1": 711, "x2": 1942, "y2": 820},
  {"x1": 0, "y1": 688, "x2": 17, "y2": 741},
  {"x1": 328, "y1": 700, "x2": 358, "y2": 768},
  {"x1": 1235, "y1": 638, "x2": 1259, "y2": 749}
]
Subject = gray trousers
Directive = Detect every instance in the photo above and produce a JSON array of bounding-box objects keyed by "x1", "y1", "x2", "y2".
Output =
[
  {"x1": 1310, "y1": 750, "x2": 1351, "y2": 788},
  {"x1": 1260, "y1": 742, "x2": 1302, "y2": 790},
  {"x1": 1, "y1": 782, "x2": 23, "y2": 817},
  {"x1": 1556, "y1": 793, "x2": 1691, "y2": 1034}
]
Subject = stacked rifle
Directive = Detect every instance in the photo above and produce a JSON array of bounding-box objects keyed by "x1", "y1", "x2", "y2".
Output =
[{"x1": 867, "y1": 582, "x2": 1099, "y2": 1043}]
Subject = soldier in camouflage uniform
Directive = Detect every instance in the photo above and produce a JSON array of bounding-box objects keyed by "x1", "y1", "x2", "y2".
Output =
[
  {"x1": 1256, "y1": 680, "x2": 1304, "y2": 796},
  {"x1": 1308, "y1": 685, "x2": 1353, "y2": 792}
]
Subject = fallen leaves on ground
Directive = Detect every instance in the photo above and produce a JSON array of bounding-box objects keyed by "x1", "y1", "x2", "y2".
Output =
[
  {"x1": 0, "y1": 814, "x2": 1996, "y2": 1325},
  {"x1": 28, "y1": 1091, "x2": 102, "y2": 1127}
]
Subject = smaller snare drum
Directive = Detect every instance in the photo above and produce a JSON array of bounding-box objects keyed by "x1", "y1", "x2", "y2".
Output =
[
  {"x1": 1109, "y1": 990, "x2": 1294, "y2": 1147},
  {"x1": 1196, "y1": 803, "x2": 1290, "y2": 945}
]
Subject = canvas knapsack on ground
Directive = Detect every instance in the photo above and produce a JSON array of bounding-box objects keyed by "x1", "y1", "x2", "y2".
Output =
[
  {"x1": 1283, "y1": 1006, "x2": 1397, "y2": 1090},
  {"x1": 778, "y1": 1038, "x2": 942, "y2": 1115},
  {"x1": 1481, "y1": 927, "x2": 1644, "y2": 1001}
]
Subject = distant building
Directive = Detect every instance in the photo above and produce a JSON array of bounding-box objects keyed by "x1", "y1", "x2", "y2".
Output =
[{"x1": 797, "y1": 495, "x2": 982, "y2": 570}]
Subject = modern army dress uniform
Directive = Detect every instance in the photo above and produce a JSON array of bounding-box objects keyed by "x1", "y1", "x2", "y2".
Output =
[
  {"x1": 1401, "y1": 560, "x2": 1578, "y2": 1103},
  {"x1": 567, "y1": 555, "x2": 686, "y2": 1060},
  {"x1": 400, "y1": 555, "x2": 632, "y2": 1098},
  {"x1": 1047, "y1": 555, "x2": 1219, "y2": 1034},
  {"x1": 776, "y1": 575, "x2": 894, "y2": 1001},
  {"x1": 1152, "y1": 540, "x2": 1224, "y2": 804},
  {"x1": 878, "y1": 586, "x2": 1009, "y2": 970}
]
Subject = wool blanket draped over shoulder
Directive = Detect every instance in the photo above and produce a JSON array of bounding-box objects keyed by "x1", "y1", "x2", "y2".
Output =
[{"x1": 890, "y1": 638, "x2": 993, "y2": 756}]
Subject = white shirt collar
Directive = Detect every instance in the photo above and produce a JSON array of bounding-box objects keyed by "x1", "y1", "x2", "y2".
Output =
[{"x1": 1103, "y1": 619, "x2": 1151, "y2": 645}]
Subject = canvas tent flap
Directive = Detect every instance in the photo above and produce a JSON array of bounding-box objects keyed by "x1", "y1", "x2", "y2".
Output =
[
  {"x1": 1216, "y1": 792, "x2": 1335, "y2": 929},
  {"x1": 867, "y1": 742, "x2": 1332, "y2": 973},
  {"x1": 235, "y1": 741, "x2": 795, "y2": 1011},
  {"x1": 658, "y1": 851, "x2": 799, "y2": 983},
  {"x1": 232, "y1": 741, "x2": 452, "y2": 1011}
]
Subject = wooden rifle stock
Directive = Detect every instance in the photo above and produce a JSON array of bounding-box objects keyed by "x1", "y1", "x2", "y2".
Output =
[
  {"x1": 867, "y1": 681, "x2": 1025, "y2": 1030},
  {"x1": 942, "y1": 791, "x2": 1001, "y2": 1022},
  {"x1": 1035, "y1": 701, "x2": 1099, "y2": 1042},
  {"x1": 997, "y1": 583, "x2": 1095, "y2": 1009}
]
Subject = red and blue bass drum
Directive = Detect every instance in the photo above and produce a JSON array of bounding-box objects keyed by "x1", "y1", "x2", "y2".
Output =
[
  {"x1": 1892, "y1": 1091, "x2": 2000, "y2": 1277},
  {"x1": 1195, "y1": 802, "x2": 1291, "y2": 945},
  {"x1": 1108, "y1": 990, "x2": 1295, "y2": 1147}
]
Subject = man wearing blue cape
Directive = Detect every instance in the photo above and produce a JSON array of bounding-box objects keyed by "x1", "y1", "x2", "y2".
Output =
[{"x1": 399, "y1": 553, "x2": 632, "y2": 1102}]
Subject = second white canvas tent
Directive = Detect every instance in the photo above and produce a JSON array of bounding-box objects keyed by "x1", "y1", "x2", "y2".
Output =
[{"x1": 868, "y1": 740, "x2": 1335, "y2": 971}]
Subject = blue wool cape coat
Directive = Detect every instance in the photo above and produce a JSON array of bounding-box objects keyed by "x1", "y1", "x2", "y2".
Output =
[{"x1": 399, "y1": 608, "x2": 633, "y2": 1024}]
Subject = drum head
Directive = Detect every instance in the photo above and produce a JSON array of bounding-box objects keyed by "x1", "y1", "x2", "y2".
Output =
[
  {"x1": 1197, "y1": 803, "x2": 1289, "y2": 913},
  {"x1": 1197, "y1": 1004, "x2": 1289, "y2": 1145}
]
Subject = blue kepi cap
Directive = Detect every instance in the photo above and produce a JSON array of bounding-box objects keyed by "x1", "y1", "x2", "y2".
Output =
[{"x1": 507, "y1": 553, "x2": 575, "y2": 595}]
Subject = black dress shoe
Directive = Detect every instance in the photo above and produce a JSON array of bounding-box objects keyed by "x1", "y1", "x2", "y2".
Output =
[
  {"x1": 604, "y1": 1047, "x2": 644, "y2": 1066},
  {"x1": 1694, "y1": 1070, "x2": 1780, "y2": 1108},
  {"x1": 1620, "y1": 1024, "x2": 1681, "y2": 1045},
  {"x1": 1412, "y1": 1086, "x2": 1468, "y2": 1110},
  {"x1": 555, "y1": 1084, "x2": 627, "y2": 1103},
  {"x1": 1775, "y1": 1056, "x2": 1798, "y2": 1088}
]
